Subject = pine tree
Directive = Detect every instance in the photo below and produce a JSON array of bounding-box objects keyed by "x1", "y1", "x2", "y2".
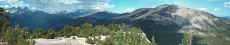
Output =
[
  {"x1": 86, "y1": 37, "x2": 96, "y2": 44},
  {"x1": 2, "y1": 24, "x2": 34, "y2": 45},
  {"x1": 180, "y1": 33, "x2": 192, "y2": 45},
  {"x1": 104, "y1": 37, "x2": 114, "y2": 45},
  {"x1": 151, "y1": 36, "x2": 158, "y2": 45},
  {"x1": 42, "y1": 28, "x2": 55, "y2": 39},
  {"x1": 33, "y1": 28, "x2": 43, "y2": 38},
  {"x1": 0, "y1": 7, "x2": 10, "y2": 37}
]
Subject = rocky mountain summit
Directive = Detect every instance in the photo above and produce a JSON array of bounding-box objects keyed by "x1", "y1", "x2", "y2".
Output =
[{"x1": 69, "y1": 4, "x2": 230, "y2": 45}]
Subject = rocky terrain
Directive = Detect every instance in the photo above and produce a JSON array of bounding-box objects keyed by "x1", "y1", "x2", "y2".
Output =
[{"x1": 69, "y1": 4, "x2": 230, "y2": 45}]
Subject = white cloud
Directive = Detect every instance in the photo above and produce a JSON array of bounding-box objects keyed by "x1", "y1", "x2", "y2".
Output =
[
  {"x1": 1, "y1": 0, "x2": 29, "y2": 7},
  {"x1": 56, "y1": 0, "x2": 82, "y2": 4},
  {"x1": 152, "y1": 6, "x2": 156, "y2": 8},
  {"x1": 0, "y1": 0, "x2": 114, "y2": 12},
  {"x1": 197, "y1": 8, "x2": 207, "y2": 10},
  {"x1": 0, "y1": 0, "x2": 4, "y2": 1},
  {"x1": 0, "y1": 5, "x2": 9, "y2": 8},
  {"x1": 91, "y1": 3, "x2": 114, "y2": 10},
  {"x1": 224, "y1": 1, "x2": 230, "y2": 8},
  {"x1": 124, "y1": 7, "x2": 135, "y2": 11},
  {"x1": 32, "y1": 7, "x2": 36, "y2": 9},
  {"x1": 4, "y1": 5, "x2": 9, "y2": 8},
  {"x1": 214, "y1": 8, "x2": 221, "y2": 10}
]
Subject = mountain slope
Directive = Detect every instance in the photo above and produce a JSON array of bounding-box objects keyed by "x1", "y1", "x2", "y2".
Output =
[
  {"x1": 79, "y1": 10, "x2": 119, "y2": 19},
  {"x1": 111, "y1": 4, "x2": 230, "y2": 45},
  {"x1": 69, "y1": 4, "x2": 230, "y2": 45}
]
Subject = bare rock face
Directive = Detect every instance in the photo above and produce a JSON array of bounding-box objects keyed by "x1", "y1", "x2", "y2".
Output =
[{"x1": 112, "y1": 4, "x2": 218, "y2": 28}]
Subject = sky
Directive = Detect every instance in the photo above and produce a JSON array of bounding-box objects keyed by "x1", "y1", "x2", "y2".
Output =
[{"x1": 0, "y1": 0, "x2": 230, "y2": 16}]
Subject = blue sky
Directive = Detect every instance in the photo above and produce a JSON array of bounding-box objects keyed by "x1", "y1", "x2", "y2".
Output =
[
  {"x1": 108, "y1": 0, "x2": 230, "y2": 16},
  {"x1": 0, "y1": 0, "x2": 230, "y2": 16}
]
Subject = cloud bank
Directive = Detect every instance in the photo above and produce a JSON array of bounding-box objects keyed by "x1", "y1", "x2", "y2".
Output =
[
  {"x1": 0, "y1": 0, "x2": 114, "y2": 11},
  {"x1": 224, "y1": 1, "x2": 230, "y2": 8}
]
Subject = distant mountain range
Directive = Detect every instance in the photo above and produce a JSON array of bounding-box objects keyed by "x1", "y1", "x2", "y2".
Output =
[
  {"x1": 5, "y1": 7, "x2": 119, "y2": 32},
  {"x1": 69, "y1": 4, "x2": 230, "y2": 45},
  {"x1": 6, "y1": 7, "x2": 74, "y2": 31}
]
